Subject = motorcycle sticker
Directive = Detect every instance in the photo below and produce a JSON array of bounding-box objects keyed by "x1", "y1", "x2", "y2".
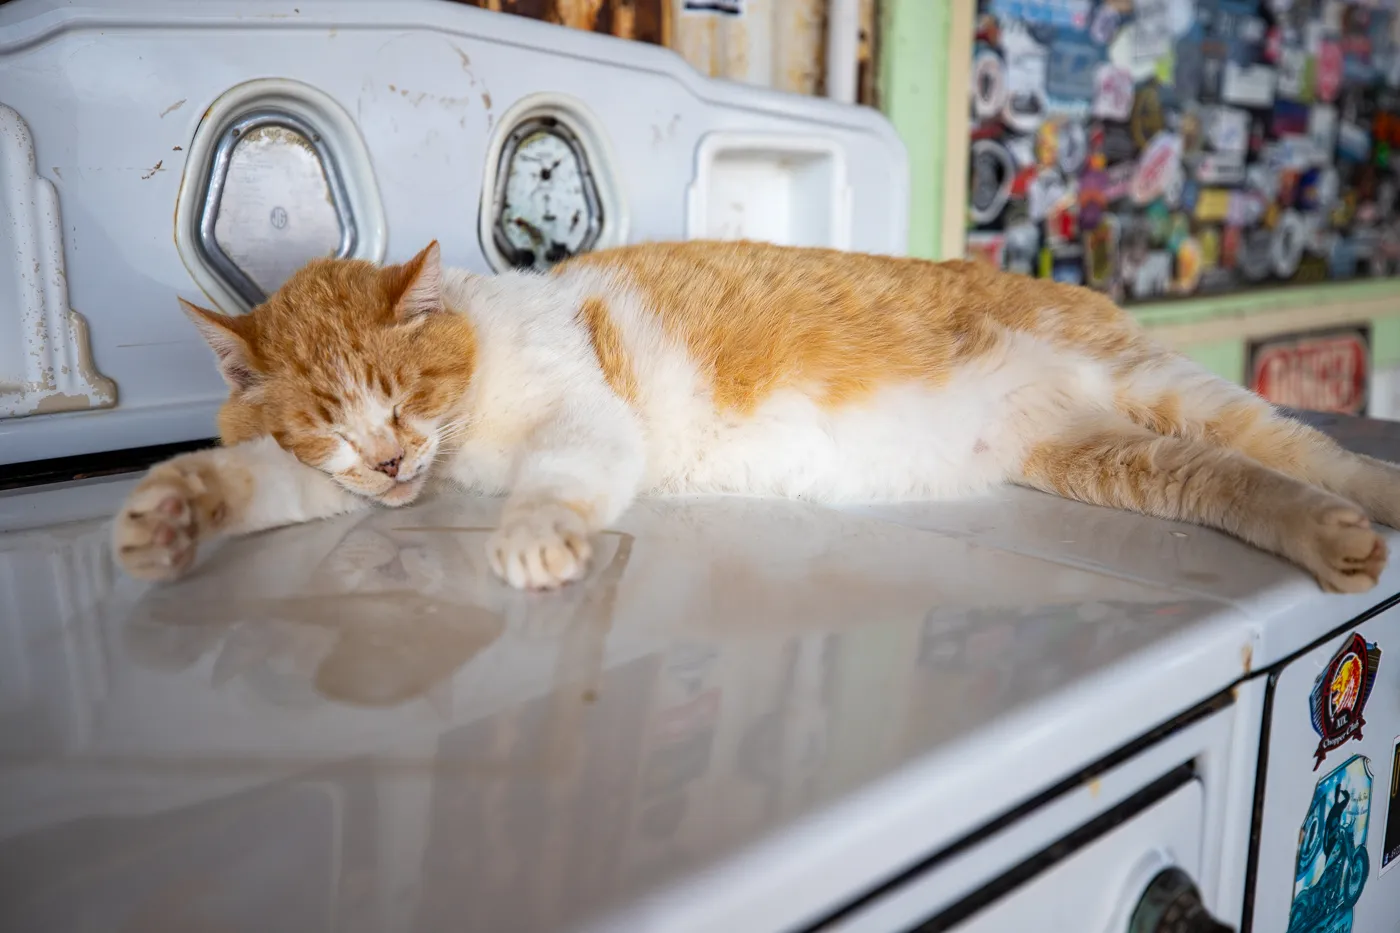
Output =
[
  {"x1": 1309, "y1": 633, "x2": 1382, "y2": 770},
  {"x1": 1286, "y1": 755, "x2": 1374, "y2": 933}
]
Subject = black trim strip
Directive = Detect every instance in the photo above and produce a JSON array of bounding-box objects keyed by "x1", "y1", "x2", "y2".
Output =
[
  {"x1": 1238, "y1": 670, "x2": 1279, "y2": 933},
  {"x1": 805, "y1": 691, "x2": 1233, "y2": 931},
  {"x1": 1248, "y1": 591, "x2": 1400, "y2": 678},
  {"x1": 910, "y1": 764, "x2": 1198, "y2": 932},
  {"x1": 0, "y1": 439, "x2": 216, "y2": 492},
  {"x1": 1237, "y1": 591, "x2": 1400, "y2": 932}
]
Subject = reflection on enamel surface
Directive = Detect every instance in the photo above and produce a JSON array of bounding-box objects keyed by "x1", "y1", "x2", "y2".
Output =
[{"x1": 0, "y1": 486, "x2": 1245, "y2": 932}]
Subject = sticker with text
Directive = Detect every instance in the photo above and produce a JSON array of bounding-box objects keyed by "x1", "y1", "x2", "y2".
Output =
[
  {"x1": 1309, "y1": 633, "x2": 1382, "y2": 770},
  {"x1": 1382, "y1": 736, "x2": 1400, "y2": 877}
]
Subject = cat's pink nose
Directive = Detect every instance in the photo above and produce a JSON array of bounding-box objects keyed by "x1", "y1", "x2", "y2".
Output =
[{"x1": 373, "y1": 456, "x2": 402, "y2": 478}]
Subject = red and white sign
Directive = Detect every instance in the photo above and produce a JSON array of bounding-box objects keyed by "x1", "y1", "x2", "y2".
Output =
[
  {"x1": 1130, "y1": 132, "x2": 1183, "y2": 204},
  {"x1": 1249, "y1": 328, "x2": 1370, "y2": 415},
  {"x1": 1092, "y1": 65, "x2": 1134, "y2": 120},
  {"x1": 1317, "y1": 40, "x2": 1343, "y2": 102}
]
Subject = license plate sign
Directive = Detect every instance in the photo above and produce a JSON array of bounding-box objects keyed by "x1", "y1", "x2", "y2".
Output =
[{"x1": 1248, "y1": 326, "x2": 1370, "y2": 416}]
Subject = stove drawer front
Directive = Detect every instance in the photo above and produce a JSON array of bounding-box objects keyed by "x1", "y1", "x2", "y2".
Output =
[
  {"x1": 950, "y1": 777, "x2": 1205, "y2": 933},
  {"x1": 823, "y1": 770, "x2": 1209, "y2": 933},
  {"x1": 1251, "y1": 605, "x2": 1400, "y2": 933}
]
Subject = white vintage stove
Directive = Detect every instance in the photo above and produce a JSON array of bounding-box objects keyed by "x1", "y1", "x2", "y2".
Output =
[
  {"x1": 1, "y1": 2, "x2": 1399, "y2": 932},
  {"x1": 2, "y1": 415, "x2": 1399, "y2": 933}
]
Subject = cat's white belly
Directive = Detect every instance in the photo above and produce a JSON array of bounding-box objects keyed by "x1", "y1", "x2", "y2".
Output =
[
  {"x1": 645, "y1": 383, "x2": 1009, "y2": 502},
  {"x1": 643, "y1": 334, "x2": 1117, "y2": 503}
]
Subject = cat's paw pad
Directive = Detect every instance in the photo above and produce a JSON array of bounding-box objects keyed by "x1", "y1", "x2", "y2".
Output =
[
  {"x1": 487, "y1": 502, "x2": 593, "y2": 590},
  {"x1": 1307, "y1": 505, "x2": 1388, "y2": 594},
  {"x1": 113, "y1": 462, "x2": 226, "y2": 582}
]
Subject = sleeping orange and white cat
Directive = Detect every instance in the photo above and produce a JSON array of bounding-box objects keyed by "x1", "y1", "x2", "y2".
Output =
[{"x1": 114, "y1": 240, "x2": 1397, "y2": 592}]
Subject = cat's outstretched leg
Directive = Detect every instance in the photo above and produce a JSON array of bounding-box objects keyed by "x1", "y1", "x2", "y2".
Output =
[
  {"x1": 1185, "y1": 399, "x2": 1400, "y2": 531},
  {"x1": 484, "y1": 402, "x2": 644, "y2": 591},
  {"x1": 1015, "y1": 418, "x2": 1387, "y2": 593},
  {"x1": 115, "y1": 435, "x2": 369, "y2": 582},
  {"x1": 1120, "y1": 368, "x2": 1400, "y2": 530}
]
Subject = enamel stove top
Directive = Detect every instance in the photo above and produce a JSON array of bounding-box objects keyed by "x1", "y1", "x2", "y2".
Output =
[{"x1": 3, "y1": 416, "x2": 1400, "y2": 933}]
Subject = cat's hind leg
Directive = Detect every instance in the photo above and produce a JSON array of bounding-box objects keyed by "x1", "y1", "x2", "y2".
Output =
[
  {"x1": 1116, "y1": 355, "x2": 1400, "y2": 530},
  {"x1": 1014, "y1": 416, "x2": 1387, "y2": 593},
  {"x1": 115, "y1": 435, "x2": 369, "y2": 582}
]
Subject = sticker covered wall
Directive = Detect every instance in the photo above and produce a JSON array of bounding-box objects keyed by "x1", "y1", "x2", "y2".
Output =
[{"x1": 965, "y1": 0, "x2": 1400, "y2": 304}]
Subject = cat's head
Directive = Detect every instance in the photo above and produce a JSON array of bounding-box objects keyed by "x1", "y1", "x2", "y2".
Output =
[{"x1": 182, "y1": 242, "x2": 475, "y2": 506}]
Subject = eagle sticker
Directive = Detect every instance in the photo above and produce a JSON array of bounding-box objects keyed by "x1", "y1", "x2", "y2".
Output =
[{"x1": 1309, "y1": 633, "x2": 1382, "y2": 770}]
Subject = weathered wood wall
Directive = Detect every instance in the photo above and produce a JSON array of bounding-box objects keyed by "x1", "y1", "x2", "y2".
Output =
[
  {"x1": 452, "y1": 0, "x2": 880, "y2": 104},
  {"x1": 450, "y1": 0, "x2": 669, "y2": 45}
]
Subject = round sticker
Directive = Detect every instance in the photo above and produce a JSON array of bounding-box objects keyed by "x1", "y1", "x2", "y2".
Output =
[
  {"x1": 1028, "y1": 168, "x2": 1069, "y2": 222},
  {"x1": 1222, "y1": 225, "x2": 1243, "y2": 269},
  {"x1": 1180, "y1": 110, "x2": 1203, "y2": 154},
  {"x1": 1057, "y1": 121, "x2": 1088, "y2": 175},
  {"x1": 1005, "y1": 222, "x2": 1041, "y2": 275},
  {"x1": 1146, "y1": 201, "x2": 1172, "y2": 244},
  {"x1": 1092, "y1": 65, "x2": 1135, "y2": 121},
  {"x1": 1090, "y1": 5, "x2": 1121, "y2": 44},
  {"x1": 1241, "y1": 228, "x2": 1274, "y2": 281},
  {"x1": 1037, "y1": 121, "x2": 1059, "y2": 168},
  {"x1": 1167, "y1": 213, "x2": 1191, "y2": 251},
  {"x1": 1085, "y1": 216, "x2": 1120, "y2": 289},
  {"x1": 1199, "y1": 227, "x2": 1221, "y2": 266},
  {"x1": 1047, "y1": 196, "x2": 1079, "y2": 245},
  {"x1": 1130, "y1": 83, "x2": 1165, "y2": 150},
  {"x1": 1003, "y1": 88, "x2": 1047, "y2": 134},
  {"x1": 1130, "y1": 132, "x2": 1184, "y2": 204},
  {"x1": 1330, "y1": 235, "x2": 1358, "y2": 279},
  {"x1": 969, "y1": 139, "x2": 1015, "y2": 225},
  {"x1": 1080, "y1": 166, "x2": 1109, "y2": 229},
  {"x1": 1168, "y1": 0, "x2": 1195, "y2": 35},
  {"x1": 1317, "y1": 41, "x2": 1343, "y2": 103},
  {"x1": 1006, "y1": 135, "x2": 1037, "y2": 168},
  {"x1": 1176, "y1": 237, "x2": 1203, "y2": 293},
  {"x1": 966, "y1": 232, "x2": 1007, "y2": 268},
  {"x1": 972, "y1": 50, "x2": 1008, "y2": 121},
  {"x1": 1000, "y1": 32, "x2": 1049, "y2": 135},
  {"x1": 1271, "y1": 210, "x2": 1307, "y2": 277}
]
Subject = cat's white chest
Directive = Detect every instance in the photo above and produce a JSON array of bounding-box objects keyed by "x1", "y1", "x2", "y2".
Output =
[{"x1": 444, "y1": 439, "x2": 514, "y2": 495}]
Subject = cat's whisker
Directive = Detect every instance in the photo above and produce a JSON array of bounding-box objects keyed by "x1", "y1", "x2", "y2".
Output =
[{"x1": 433, "y1": 425, "x2": 471, "y2": 444}]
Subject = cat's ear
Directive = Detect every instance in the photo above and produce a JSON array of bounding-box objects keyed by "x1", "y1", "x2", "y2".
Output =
[
  {"x1": 391, "y1": 241, "x2": 444, "y2": 325},
  {"x1": 179, "y1": 298, "x2": 261, "y2": 392}
]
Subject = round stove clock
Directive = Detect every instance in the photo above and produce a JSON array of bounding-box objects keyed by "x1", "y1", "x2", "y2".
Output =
[{"x1": 489, "y1": 115, "x2": 603, "y2": 272}]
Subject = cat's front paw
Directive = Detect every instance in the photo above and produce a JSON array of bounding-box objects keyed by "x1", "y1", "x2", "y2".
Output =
[
  {"x1": 113, "y1": 456, "x2": 233, "y2": 582},
  {"x1": 487, "y1": 501, "x2": 593, "y2": 590}
]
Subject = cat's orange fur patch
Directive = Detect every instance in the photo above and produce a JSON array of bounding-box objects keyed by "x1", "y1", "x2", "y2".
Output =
[
  {"x1": 577, "y1": 297, "x2": 639, "y2": 405},
  {"x1": 1116, "y1": 390, "x2": 1186, "y2": 436},
  {"x1": 564, "y1": 241, "x2": 1143, "y2": 414}
]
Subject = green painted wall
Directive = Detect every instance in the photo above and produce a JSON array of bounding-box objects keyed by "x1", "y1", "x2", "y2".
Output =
[
  {"x1": 1373, "y1": 314, "x2": 1400, "y2": 367},
  {"x1": 878, "y1": 0, "x2": 951, "y2": 260},
  {"x1": 1180, "y1": 339, "x2": 1246, "y2": 383}
]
